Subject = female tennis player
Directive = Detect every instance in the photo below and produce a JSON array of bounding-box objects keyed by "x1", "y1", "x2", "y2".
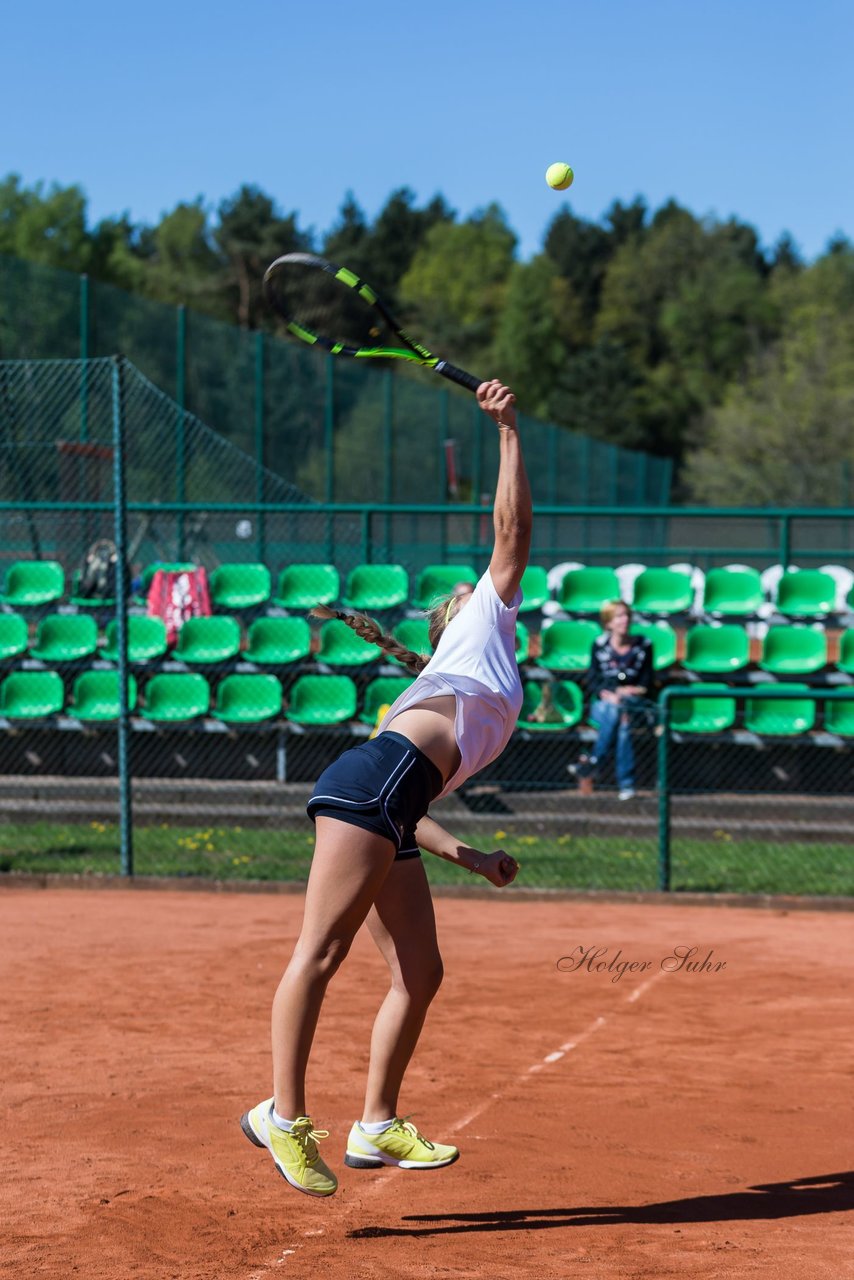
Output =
[{"x1": 241, "y1": 379, "x2": 531, "y2": 1197}]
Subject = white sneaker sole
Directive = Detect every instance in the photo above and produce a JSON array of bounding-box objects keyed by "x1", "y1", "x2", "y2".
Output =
[
  {"x1": 344, "y1": 1144, "x2": 459, "y2": 1170},
  {"x1": 240, "y1": 1108, "x2": 337, "y2": 1197}
]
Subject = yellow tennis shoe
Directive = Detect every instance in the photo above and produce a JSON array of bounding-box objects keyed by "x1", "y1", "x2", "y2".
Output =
[
  {"x1": 344, "y1": 1116, "x2": 460, "y2": 1170},
  {"x1": 240, "y1": 1099, "x2": 338, "y2": 1197}
]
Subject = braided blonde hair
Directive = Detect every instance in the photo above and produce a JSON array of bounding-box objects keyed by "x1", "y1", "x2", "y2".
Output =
[{"x1": 310, "y1": 594, "x2": 463, "y2": 675}]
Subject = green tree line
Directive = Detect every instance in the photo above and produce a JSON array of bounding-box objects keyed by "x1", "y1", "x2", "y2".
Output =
[{"x1": 2, "y1": 172, "x2": 852, "y2": 503}]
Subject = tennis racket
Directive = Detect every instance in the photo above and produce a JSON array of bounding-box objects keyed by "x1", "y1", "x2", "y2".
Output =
[{"x1": 262, "y1": 252, "x2": 483, "y2": 393}]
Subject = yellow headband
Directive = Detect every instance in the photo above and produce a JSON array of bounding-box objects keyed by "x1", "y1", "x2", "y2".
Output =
[{"x1": 444, "y1": 597, "x2": 456, "y2": 626}]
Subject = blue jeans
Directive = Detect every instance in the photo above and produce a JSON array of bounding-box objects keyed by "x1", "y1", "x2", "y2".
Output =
[{"x1": 590, "y1": 699, "x2": 635, "y2": 789}]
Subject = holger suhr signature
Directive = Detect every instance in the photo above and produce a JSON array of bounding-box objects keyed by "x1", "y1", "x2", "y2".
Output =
[{"x1": 557, "y1": 945, "x2": 727, "y2": 983}]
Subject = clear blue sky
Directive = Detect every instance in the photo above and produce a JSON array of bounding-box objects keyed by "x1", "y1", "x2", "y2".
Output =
[{"x1": 3, "y1": 0, "x2": 851, "y2": 262}]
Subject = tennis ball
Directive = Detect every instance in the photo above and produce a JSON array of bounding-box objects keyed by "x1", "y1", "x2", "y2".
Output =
[{"x1": 546, "y1": 162, "x2": 574, "y2": 191}]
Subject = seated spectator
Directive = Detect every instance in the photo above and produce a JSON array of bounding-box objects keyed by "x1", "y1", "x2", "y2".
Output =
[{"x1": 569, "y1": 600, "x2": 654, "y2": 801}]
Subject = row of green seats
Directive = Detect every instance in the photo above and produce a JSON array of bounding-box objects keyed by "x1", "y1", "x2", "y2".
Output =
[
  {"x1": 0, "y1": 613, "x2": 533, "y2": 668},
  {"x1": 540, "y1": 620, "x2": 854, "y2": 676},
  {"x1": 668, "y1": 685, "x2": 854, "y2": 736},
  {"x1": 555, "y1": 565, "x2": 843, "y2": 618}
]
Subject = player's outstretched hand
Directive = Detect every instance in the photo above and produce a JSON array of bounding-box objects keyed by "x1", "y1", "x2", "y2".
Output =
[
  {"x1": 477, "y1": 849, "x2": 520, "y2": 887},
  {"x1": 477, "y1": 379, "x2": 517, "y2": 431}
]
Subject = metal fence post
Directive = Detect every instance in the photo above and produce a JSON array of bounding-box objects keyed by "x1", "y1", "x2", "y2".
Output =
[
  {"x1": 111, "y1": 356, "x2": 134, "y2": 877},
  {"x1": 255, "y1": 330, "x2": 266, "y2": 563},
  {"x1": 176, "y1": 305, "x2": 187, "y2": 559},
  {"x1": 656, "y1": 689, "x2": 671, "y2": 892}
]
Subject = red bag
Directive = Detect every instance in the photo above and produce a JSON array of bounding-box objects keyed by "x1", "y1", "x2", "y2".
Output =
[{"x1": 146, "y1": 567, "x2": 212, "y2": 647}]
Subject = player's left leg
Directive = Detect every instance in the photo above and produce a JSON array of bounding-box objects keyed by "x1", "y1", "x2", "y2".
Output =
[{"x1": 344, "y1": 856, "x2": 459, "y2": 1170}]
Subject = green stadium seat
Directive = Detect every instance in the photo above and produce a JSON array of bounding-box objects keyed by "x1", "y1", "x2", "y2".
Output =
[
  {"x1": 669, "y1": 683, "x2": 737, "y2": 734},
  {"x1": 29, "y1": 613, "x2": 98, "y2": 662},
  {"x1": 743, "y1": 684, "x2": 815, "y2": 736},
  {"x1": 388, "y1": 618, "x2": 432, "y2": 668},
  {"x1": 630, "y1": 620, "x2": 678, "y2": 671},
  {"x1": 517, "y1": 679, "x2": 583, "y2": 731},
  {"x1": 245, "y1": 616, "x2": 311, "y2": 666},
  {"x1": 316, "y1": 619, "x2": 382, "y2": 666},
  {"x1": 102, "y1": 616, "x2": 168, "y2": 663},
  {"x1": 557, "y1": 567, "x2": 620, "y2": 614},
  {"x1": 0, "y1": 560, "x2": 65, "y2": 608},
  {"x1": 518, "y1": 565, "x2": 550, "y2": 613},
  {"x1": 142, "y1": 673, "x2": 210, "y2": 721},
  {"x1": 359, "y1": 676, "x2": 415, "y2": 725},
  {"x1": 69, "y1": 569, "x2": 115, "y2": 609},
  {"x1": 538, "y1": 620, "x2": 599, "y2": 671},
  {"x1": 682, "y1": 624, "x2": 750, "y2": 675},
  {"x1": 0, "y1": 671, "x2": 64, "y2": 719},
  {"x1": 286, "y1": 674, "x2": 357, "y2": 725},
  {"x1": 172, "y1": 616, "x2": 241, "y2": 664},
  {"x1": 71, "y1": 671, "x2": 138, "y2": 721},
  {"x1": 515, "y1": 621, "x2": 530, "y2": 663},
  {"x1": 702, "y1": 566, "x2": 764, "y2": 616},
  {"x1": 213, "y1": 674, "x2": 282, "y2": 723},
  {"x1": 209, "y1": 563, "x2": 271, "y2": 611},
  {"x1": 411, "y1": 565, "x2": 478, "y2": 611},
  {"x1": 631, "y1": 568, "x2": 693, "y2": 615},
  {"x1": 0, "y1": 613, "x2": 28, "y2": 661},
  {"x1": 273, "y1": 564, "x2": 339, "y2": 610},
  {"x1": 759, "y1": 626, "x2": 827, "y2": 675},
  {"x1": 343, "y1": 564, "x2": 409, "y2": 611},
  {"x1": 776, "y1": 569, "x2": 836, "y2": 618},
  {"x1": 835, "y1": 630, "x2": 854, "y2": 675},
  {"x1": 824, "y1": 693, "x2": 854, "y2": 737}
]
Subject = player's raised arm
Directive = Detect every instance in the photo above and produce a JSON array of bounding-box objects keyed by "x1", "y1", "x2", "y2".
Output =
[{"x1": 477, "y1": 380, "x2": 533, "y2": 606}]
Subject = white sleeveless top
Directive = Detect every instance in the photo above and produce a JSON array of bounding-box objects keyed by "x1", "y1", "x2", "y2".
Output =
[{"x1": 377, "y1": 569, "x2": 523, "y2": 800}]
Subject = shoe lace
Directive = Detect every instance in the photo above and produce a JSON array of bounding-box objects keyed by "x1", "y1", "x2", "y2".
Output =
[
  {"x1": 290, "y1": 1116, "x2": 329, "y2": 1162},
  {"x1": 390, "y1": 1115, "x2": 434, "y2": 1150}
]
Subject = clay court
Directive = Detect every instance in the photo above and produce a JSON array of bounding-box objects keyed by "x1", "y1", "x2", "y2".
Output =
[{"x1": 2, "y1": 882, "x2": 852, "y2": 1280}]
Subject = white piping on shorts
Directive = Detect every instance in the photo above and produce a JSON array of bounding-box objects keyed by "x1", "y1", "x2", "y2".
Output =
[{"x1": 309, "y1": 750, "x2": 418, "y2": 851}]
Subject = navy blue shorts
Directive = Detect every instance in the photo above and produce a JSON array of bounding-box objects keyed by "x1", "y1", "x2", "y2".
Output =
[{"x1": 306, "y1": 731, "x2": 443, "y2": 860}]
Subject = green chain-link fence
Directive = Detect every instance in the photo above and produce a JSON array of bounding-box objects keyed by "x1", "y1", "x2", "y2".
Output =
[{"x1": 0, "y1": 356, "x2": 853, "y2": 896}]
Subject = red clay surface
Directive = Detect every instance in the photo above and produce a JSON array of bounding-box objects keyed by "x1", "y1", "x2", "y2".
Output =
[{"x1": 2, "y1": 884, "x2": 852, "y2": 1280}]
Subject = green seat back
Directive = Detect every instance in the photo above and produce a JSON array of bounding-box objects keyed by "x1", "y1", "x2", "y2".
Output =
[
  {"x1": 102, "y1": 616, "x2": 168, "y2": 663},
  {"x1": 72, "y1": 671, "x2": 138, "y2": 721},
  {"x1": 515, "y1": 621, "x2": 530, "y2": 663},
  {"x1": 389, "y1": 619, "x2": 432, "y2": 668},
  {"x1": 274, "y1": 564, "x2": 339, "y2": 610},
  {"x1": 214, "y1": 674, "x2": 282, "y2": 723},
  {"x1": 411, "y1": 564, "x2": 477, "y2": 611},
  {"x1": 286, "y1": 674, "x2": 357, "y2": 725},
  {"x1": 557, "y1": 567, "x2": 620, "y2": 614},
  {"x1": 669, "y1": 683, "x2": 736, "y2": 734},
  {"x1": 30, "y1": 613, "x2": 98, "y2": 662},
  {"x1": 143, "y1": 673, "x2": 210, "y2": 721},
  {"x1": 702, "y1": 567, "x2": 764, "y2": 615},
  {"x1": 245, "y1": 617, "x2": 311, "y2": 665},
  {"x1": 683, "y1": 624, "x2": 749, "y2": 674},
  {"x1": 836, "y1": 630, "x2": 854, "y2": 675},
  {"x1": 538, "y1": 620, "x2": 599, "y2": 671},
  {"x1": 173, "y1": 616, "x2": 241, "y2": 663},
  {"x1": 743, "y1": 684, "x2": 815, "y2": 735},
  {"x1": 359, "y1": 676, "x2": 415, "y2": 724},
  {"x1": 518, "y1": 679, "x2": 583, "y2": 730},
  {"x1": 0, "y1": 671, "x2": 64, "y2": 718},
  {"x1": 824, "y1": 693, "x2": 854, "y2": 737},
  {"x1": 776, "y1": 570, "x2": 836, "y2": 617},
  {"x1": 343, "y1": 564, "x2": 409, "y2": 610},
  {"x1": 0, "y1": 613, "x2": 28, "y2": 661},
  {"x1": 316, "y1": 619, "x2": 381, "y2": 666},
  {"x1": 759, "y1": 626, "x2": 827, "y2": 675},
  {"x1": 631, "y1": 568, "x2": 693, "y2": 614},
  {"x1": 209, "y1": 563, "x2": 271, "y2": 610},
  {"x1": 518, "y1": 565, "x2": 550, "y2": 613},
  {"x1": 630, "y1": 621, "x2": 678, "y2": 671},
  {"x1": 0, "y1": 560, "x2": 65, "y2": 607}
]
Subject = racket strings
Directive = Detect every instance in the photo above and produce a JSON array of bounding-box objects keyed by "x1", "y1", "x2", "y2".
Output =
[{"x1": 267, "y1": 261, "x2": 397, "y2": 353}]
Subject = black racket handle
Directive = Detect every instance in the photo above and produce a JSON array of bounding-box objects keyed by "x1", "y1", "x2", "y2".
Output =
[{"x1": 435, "y1": 361, "x2": 483, "y2": 394}]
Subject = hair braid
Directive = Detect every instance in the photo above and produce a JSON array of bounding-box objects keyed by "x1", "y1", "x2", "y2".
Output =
[{"x1": 309, "y1": 604, "x2": 429, "y2": 675}]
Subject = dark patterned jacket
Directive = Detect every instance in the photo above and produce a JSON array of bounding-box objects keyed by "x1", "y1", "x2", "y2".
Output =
[{"x1": 587, "y1": 632, "x2": 654, "y2": 701}]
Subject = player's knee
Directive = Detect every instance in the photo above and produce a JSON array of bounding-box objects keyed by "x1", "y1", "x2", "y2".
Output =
[{"x1": 293, "y1": 933, "x2": 353, "y2": 980}]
